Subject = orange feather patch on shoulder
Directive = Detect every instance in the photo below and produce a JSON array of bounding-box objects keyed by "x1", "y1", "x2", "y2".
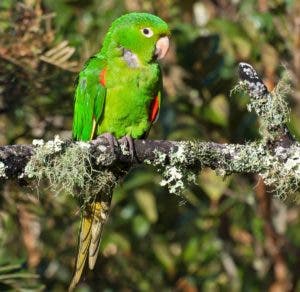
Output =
[
  {"x1": 149, "y1": 95, "x2": 160, "y2": 123},
  {"x1": 99, "y1": 68, "x2": 107, "y2": 86}
]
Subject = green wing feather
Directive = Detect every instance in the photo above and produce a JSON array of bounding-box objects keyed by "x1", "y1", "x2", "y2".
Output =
[
  {"x1": 72, "y1": 56, "x2": 106, "y2": 141},
  {"x1": 70, "y1": 56, "x2": 107, "y2": 291}
]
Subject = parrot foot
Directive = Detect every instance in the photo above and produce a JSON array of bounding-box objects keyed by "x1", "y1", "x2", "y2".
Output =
[
  {"x1": 99, "y1": 133, "x2": 119, "y2": 154},
  {"x1": 120, "y1": 135, "x2": 136, "y2": 161}
]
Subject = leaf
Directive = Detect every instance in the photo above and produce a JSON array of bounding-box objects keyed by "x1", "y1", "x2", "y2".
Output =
[
  {"x1": 183, "y1": 237, "x2": 199, "y2": 263},
  {"x1": 102, "y1": 232, "x2": 131, "y2": 255},
  {"x1": 199, "y1": 169, "x2": 230, "y2": 201},
  {"x1": 152, "y1": 239, "x2": 175, "y2": 275},
  {"x1": 132, "y1": 215, "x2": 150, "y2": 237},
  {"x1": 134, "y1": 189, "x2": 158, "y2": 223},
  {"x1": 203, "y1": 94, "x2": 229, "y2": 127}
]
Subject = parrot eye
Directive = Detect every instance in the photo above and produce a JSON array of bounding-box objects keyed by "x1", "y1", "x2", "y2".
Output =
[{"x1": 141, "y1": 27, "x2": 153, "y2": 38}]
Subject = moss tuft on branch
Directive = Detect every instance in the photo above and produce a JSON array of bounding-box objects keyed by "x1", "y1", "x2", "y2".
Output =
[{"x1": 24, "y1": 136, "x2": 118, "y2": 203}]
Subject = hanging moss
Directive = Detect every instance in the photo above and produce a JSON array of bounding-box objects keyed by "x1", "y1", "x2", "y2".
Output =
[{"x1": 24, "y1": 136, "x2": 117, "y2": 203}]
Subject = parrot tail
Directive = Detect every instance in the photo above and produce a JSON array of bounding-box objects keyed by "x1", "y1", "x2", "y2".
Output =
[{"x1": 69, "y1": 198, "x2": 111, "y2": 291}]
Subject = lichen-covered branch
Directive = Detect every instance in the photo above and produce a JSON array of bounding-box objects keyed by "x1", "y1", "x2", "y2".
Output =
[
  {"x1": 238, "y1": 62, "x2": 292, "y2": 143},
  {"x1": 0, "y1": 63, "x2": 298, "y2": 200}
]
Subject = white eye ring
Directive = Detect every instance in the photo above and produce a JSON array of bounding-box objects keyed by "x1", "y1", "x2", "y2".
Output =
[{"x1": 141, "y1": 27, "x2": 153, "y2": 38}]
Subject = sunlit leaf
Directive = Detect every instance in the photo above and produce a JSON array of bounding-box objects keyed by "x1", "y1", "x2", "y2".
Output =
[
  {"x1": 134, "y1": 189, "x2": 158, "y2": 223},
  {"x1": 202, "y1": 94, "x2": 229, "y2": 127},
  {"x1": 132, "y1": 215, "x2": 150, "y2": 237},
  {"x1": 152, "y1": 239, "x2": 175, "y2": 276},
  {"x1": 199, "y1": 169, "x2": 230, "y2": 201}
]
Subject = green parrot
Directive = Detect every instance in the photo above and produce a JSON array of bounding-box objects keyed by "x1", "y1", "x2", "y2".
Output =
[{"x1": 70, "y1": 12, "x2": 170, "y2": 290}]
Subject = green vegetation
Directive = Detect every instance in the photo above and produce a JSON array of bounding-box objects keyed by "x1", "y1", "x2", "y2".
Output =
[{"x1": 1, "y1": 0, "x2": 300, "y2": 291}]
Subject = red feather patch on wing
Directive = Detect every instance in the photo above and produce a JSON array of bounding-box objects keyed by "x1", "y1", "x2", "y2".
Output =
[
  {"x1": 99, "y1": 68, "x2": 107, "y2": 86},
  {"x1": 149, "y1": 95, "x2": 160, "y2": 123}
]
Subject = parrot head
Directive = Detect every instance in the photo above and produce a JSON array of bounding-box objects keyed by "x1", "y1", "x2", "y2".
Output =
[{"x1": 101, "y1": 12, "x2": 170, "y2": 66}]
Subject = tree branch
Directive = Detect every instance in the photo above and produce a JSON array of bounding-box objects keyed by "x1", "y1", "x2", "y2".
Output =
[{"x1": 0, "y1": 63, "x2": 298, "y2": 199}]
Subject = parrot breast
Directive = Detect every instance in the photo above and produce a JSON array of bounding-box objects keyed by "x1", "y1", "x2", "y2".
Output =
[{"x1": 97, "y1": 61, "x2": 160, "y2": 139}]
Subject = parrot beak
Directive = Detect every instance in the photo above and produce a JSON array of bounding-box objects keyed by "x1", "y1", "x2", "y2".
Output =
[{"x1": 155, "y1": 36, "x2": 170, "y2": 60}]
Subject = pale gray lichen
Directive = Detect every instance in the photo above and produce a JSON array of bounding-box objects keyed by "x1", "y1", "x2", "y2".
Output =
[
  {"x1": 188, "y1": 139, "x2": 300, "y2": 201},
  {"x1": 201, "y1": 139, "x2": 300, "y2": 201},
  {"x1": 233, "y1": 71, "x2": 291, "y2": 141},
  {"x1": 43, "y1": 135, "x2": 64, "y2": 154},
  {"x1": 152, "y1": 143, "x2": 196, "y2": 195},
  {"x1": 25, "y1": 136, "x2": 117, "y2": 203},
  {"x1": 120, "y1": 143, "x2": 130, "y2": 156},
  {"x1": 230, "y1": 80, "x2": 248, "y2": 97},
  {"x1": 32, "y1": 139, "x2": 45, "y2": 147},
  {"x1": 0, "y1": 162, "x2": 7, "y2": 178},
  {"x1": 260, "y1": 143, "x2": 300, "y2": 200},
  {"x1": 97, "y1": 145, "x2": 107, "y2": 152},
  {"x1": 160, "y1": 166, "x2": 184, "y2": 193},
  {"x1": 228, "y1": 69, "x2": 300, "y2": 199},
  {"x1": 76, "y1": 141, "x2": 90, "y2": 150},
  {"x1": 152, "y1": 149, "x2": 167, "y2": 166}
]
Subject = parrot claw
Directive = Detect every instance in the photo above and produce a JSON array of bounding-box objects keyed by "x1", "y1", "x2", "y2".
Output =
[
  {"x1": 97, "y1": 133, "x2": 136, "y2": 161},
  {"x1": 99, "y1": 133, "x2": 119, "y2": 155},
  {"x1": 120, "y1": 135, "x2": 136, "y2": 161}
]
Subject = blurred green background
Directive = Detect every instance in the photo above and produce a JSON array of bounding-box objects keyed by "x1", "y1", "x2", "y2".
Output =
[{"x1": 1, "y1": 0, "x2": 300, "y2": 291}]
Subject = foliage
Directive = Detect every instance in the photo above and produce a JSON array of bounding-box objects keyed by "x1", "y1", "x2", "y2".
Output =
[{"x1": 1, "y1": 0, "x2": 300, "y2": 291}]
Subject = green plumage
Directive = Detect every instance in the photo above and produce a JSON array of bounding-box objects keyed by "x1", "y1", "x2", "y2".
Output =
[
  {"x1": 73, "y1": 12, "x2": 169, "y2": 141},
  {"x1": 73, "y1": 57, "x2": 106, "y2": 140},
  {"x1": 70, "y1": 12, "x2": 170, "y2": 290}
]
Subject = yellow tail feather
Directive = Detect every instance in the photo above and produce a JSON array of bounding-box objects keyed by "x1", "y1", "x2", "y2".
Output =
[
  {"x1": 69, "y1": 200, "x2": 108, "y2": 291},
  {"x1": 89, "y1": 203, "x2": 104, "y2": 269}
]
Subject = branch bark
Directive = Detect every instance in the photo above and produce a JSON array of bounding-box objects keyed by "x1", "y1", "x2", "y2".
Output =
[{"x1": 0, "y1": 63, "x2": 298, "y2": 199}]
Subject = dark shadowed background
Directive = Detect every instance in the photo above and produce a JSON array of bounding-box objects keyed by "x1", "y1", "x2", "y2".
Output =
[{"x1": 0, "y1": 0, "x2": 300, "y2": 291}]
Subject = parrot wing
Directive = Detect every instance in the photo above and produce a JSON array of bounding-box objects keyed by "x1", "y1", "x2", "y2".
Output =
[
  {"x1": 69, "y1": 56, "x2": 108, "y2": 291},
  {"x1": 72, "y1": 56, "x2": 107, "y2": 141}
]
